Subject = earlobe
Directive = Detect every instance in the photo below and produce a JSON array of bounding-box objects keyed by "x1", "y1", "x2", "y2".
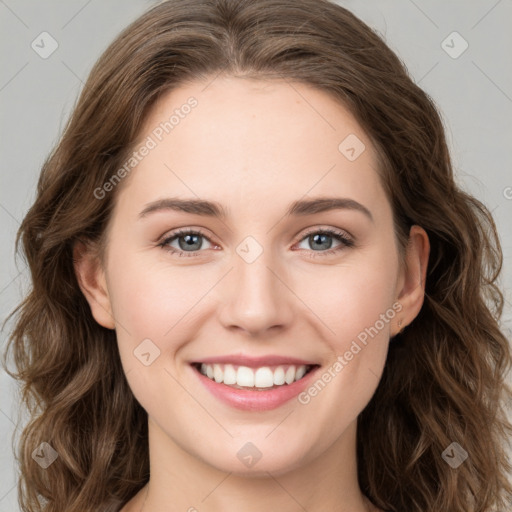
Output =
[
  {"x1": 393, "y1": 225, "x2": 430, "y2": 336},
  {"x1": 73, "y1": 240, "x2": 116, "y2": 330}
]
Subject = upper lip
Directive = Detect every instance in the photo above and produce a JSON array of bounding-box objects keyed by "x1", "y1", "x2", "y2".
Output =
[{"x1": 190, "y1": 354, "x2": 319, "y2": 368}]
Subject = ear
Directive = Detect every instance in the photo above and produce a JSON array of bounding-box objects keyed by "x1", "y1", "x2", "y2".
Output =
[
  {"x1": 392, "y1": 225, "x2": 430, "y2": 336},
  {"x1": 73, "y1": 239, "x2": 116, "y2": 329}
]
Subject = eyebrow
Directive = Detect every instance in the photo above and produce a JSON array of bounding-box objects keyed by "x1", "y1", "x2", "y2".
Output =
[{"x1": 138, "y1": 196, "x2": 374, "y2": 222}]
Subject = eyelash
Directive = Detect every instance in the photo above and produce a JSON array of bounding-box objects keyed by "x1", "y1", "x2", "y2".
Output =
[{"x1": 157, "y1": 227, "x2": 354, "y2": 259}]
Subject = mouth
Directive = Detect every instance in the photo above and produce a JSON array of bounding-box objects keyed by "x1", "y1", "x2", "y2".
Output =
[
  {"x1": 189, "y1": 360, "x2": 321, "y2": 411},
  {"x1": 191, "y1": 362, "x2": 319, "y2": 391}
]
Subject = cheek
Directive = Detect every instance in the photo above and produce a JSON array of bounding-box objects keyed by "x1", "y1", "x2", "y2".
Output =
[
  {"x1": 105, "y1": 251, "x2": 210, "y2": 370},
  {"x1": 295, "y1": 245, "x2": 399, "y2": 409},
  {"x1": 312, "y1": 249, "x2": 397, "y2": 387},
  {"x1": 303, "y1": 257, "x2": 397, "y2": 347},
  {"x1": 105, "y1": 257, "x2": 205, "y2": 411}
]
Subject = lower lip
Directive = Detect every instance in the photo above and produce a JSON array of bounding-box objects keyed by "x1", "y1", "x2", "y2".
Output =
[{"x1": 191, "y1": 365, "x2": 320, "y2": 411}]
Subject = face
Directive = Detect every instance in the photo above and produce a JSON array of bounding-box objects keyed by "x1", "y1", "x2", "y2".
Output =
[{"x1": 78, "y1": 76, "x2": 427, "y2": 476}]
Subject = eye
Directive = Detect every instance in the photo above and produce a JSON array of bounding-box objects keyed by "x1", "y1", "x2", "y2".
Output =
[
  {"x1": 294, "y1": 227, "x2": 354, "y2": 257},
  {"x1": 158, "y1": 229, "x2": 215, "y2": 258},
  {"x1": 157, "y1": 227, "x2": 354, "y2": 258}
]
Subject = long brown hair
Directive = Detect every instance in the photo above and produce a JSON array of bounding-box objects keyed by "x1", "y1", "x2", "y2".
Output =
[{"x1": 3, "y1": 0, "x2": 511, "y2": 511}]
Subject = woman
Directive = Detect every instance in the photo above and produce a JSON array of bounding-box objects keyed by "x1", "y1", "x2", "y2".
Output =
[{"x1": 3, "y1": 0, "x2": 512, "y2": 511}]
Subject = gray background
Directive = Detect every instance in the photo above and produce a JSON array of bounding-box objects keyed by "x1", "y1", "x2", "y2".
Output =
[{"x1": 1, "y1": 1, "x2": 511, "y2": 510}]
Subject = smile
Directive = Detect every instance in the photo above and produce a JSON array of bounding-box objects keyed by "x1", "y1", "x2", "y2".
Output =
[
  {"x1": 194, "y1": 362, "x2": 316, "y2": 389},
  {"x1": 190, "y1": 360, "x2": 321, "y2": 411}
]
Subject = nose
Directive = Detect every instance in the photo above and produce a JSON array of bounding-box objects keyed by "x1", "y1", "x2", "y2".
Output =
[{"x1": 217, "y1": 246, "x2": 294, "y2": 337}]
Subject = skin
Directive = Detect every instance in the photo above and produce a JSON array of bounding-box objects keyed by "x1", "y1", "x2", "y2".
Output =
[{"x1": 74, "y1": 76, "x2": 429, "y2": 512}]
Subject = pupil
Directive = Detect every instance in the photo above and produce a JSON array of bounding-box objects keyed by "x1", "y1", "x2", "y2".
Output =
[
  {"x1": 311, "y1": 233, "x2": 332, "y2": 250},
  {"x1": 180, "y1": 234, "x2": 201, "y2": 251}
]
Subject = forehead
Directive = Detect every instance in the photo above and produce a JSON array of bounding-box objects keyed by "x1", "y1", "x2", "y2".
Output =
[{"x1": 114, "y1": 76, "x2": 387, "y2": 221}]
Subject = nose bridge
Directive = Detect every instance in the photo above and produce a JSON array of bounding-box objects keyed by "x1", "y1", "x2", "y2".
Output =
[{"x1": 217, "y1": 235, "x2": 293, "y2": 335}]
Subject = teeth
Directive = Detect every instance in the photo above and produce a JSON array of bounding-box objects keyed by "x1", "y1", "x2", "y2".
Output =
[
  {"x1": 237, "y1": 366, "x2": 255, "y2": 387},
  {"x1": 295, "y1": 365, "x2": 307, "y2": 380},
  {"x1": 213, "y1": 364, "x2": 223, "y2": 383},
  {"x1": 223, "y1": 364, "x2": 237, "y2": 385},
  {"x1": 285, "y1": 366, "x2": 296, "y2": 384},
  {"x1": 198, "y1": 363, "x2": 311, "y2": 389},
  {"x1": 254, "y1": 367, "x2": 274, "y2": 388},
  {"x1": 273, "y1": 366, "x2": 285, "y2": 385}
]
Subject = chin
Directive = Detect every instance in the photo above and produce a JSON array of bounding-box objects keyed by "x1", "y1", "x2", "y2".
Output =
[{"x1": 200, "y1": 440, "x2": 312, "y2": 477}]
